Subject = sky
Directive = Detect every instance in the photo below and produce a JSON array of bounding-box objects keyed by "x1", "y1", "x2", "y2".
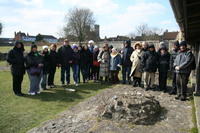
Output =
[{"x1": 0, "y1": 0, "x2": 179, "y2": 38}]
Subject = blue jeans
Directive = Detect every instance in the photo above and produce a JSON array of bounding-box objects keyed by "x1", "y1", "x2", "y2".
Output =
[
  {"x1": 27, "y1": 71, "x2": 42, "y2": 93},
  {"x1": 122, "y1": 66, "x2": 131, "y2": 83},
  {"x1": 61, "y1": 65, "x2": 71, "y2": 84},
  {"x1": 72, "y1": 64, "x2": 79, "y2": 83},
  {"x1": 41, "y1": 73, "x2": 48, "y2": 89}
]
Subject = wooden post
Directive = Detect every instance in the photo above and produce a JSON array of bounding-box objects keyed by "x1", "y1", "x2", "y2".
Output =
[{"x1": 195, "y1": 43, "x2": 200, "y2": 95}]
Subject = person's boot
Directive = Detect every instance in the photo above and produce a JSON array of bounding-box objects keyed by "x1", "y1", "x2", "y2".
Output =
[
  {"x1": 175, "y1": 95, "x2": 181, "y2": 100},
  {"x1": 180, "y1": 95, "x2": 187, "y2": 101},
  {"x1": 169, "y1": 88, "x2": 177, "y2": 95}
]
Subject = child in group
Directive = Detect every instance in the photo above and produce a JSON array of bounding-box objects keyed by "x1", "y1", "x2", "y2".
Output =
[{"x1": 109, "y1": 48, "x2": 121, "y2": 83}]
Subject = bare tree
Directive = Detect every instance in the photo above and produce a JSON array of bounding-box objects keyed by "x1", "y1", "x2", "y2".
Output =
[
  {"x1": 63, "y1": 7, "x2": 95, "y2": 44},
  {"x1": 135, "y1": 24, "x2": 163, "y2": 41},
  {"x1": 0, "y1": 22, "x2": 2, "y2": 35}
]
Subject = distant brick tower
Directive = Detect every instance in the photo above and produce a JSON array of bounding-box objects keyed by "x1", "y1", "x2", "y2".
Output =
[{"x1": 94, "y1": 24, "x2": 100, "y2": 40}]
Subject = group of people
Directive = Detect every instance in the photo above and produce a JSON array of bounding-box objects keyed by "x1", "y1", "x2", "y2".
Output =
[{"x1": 7, "y1": 39, "x2": 195, "y2": 101}]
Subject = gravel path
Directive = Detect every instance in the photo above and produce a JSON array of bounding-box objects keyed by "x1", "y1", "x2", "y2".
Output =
[{"x1": 28, "y1": 84, "x2": 193, "y2": 133}]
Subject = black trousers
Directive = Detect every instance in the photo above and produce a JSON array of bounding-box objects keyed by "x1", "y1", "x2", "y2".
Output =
[
  {"x1": 133, "y1": 77, "x2": 141, "y2": 87},
  {"x1": 12, "y1": 74, "x2": 24, "y2": 95},
  {"x1": 48, "y1": 66, "x2": 56, "y2": 85},
  {"x1": 159, "y1": 71, "x2": 168, "y2": 91},
  {"x1": 176, "y1": 73, "x2": 190, "y2": 97},
  {"x1": 93, "y1": 66, "x2": 100, "y2": 80},
  {"x1": 110, "y1": 70, "x2": 119, "y2": 83},
  {"x1": 172, "y1": 72, "x2": 177, "y2": 91}
]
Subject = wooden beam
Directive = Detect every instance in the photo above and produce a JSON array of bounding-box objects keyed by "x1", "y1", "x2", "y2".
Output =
[{"x1": 187, "y1": 1, "x2": 200, "y2": 7}]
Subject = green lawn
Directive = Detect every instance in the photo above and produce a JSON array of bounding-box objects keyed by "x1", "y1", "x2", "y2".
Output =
[
  {"x1": 0, "y1": 46, "x2": 43, "y2": 53},
  {"x1": 0, "y1": 69, "x2": 112, "y2": 133}
]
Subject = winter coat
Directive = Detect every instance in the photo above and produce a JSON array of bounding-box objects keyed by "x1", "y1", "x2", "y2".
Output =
[
  {"x1": 130, "y1": 49, "x2": 143, "y2": 78},
  {"x1": 174, "y1": 50, "x2": 194, "y2": 74},
  {"x1": 93, "y1": 50, "x2": 100, "y2": 67},
  {"x1": 25, "y1": 51, "x2": 43, "y2": 75},
  {"x1": 57, "y1": 45, "x2": 73, "y2": 66},
  {"x1": 80, "y1": 49, "x2": 92, "y2": 66},
  {"x1": 121, "y1": 45, "x2": 134, "y2": 67},
  {"x1": 7, "y1": 47, "x2": 25, "y2": 75},
  {"x1": 110, "y1": 53, "x2": 121, "y2": 71},
  {"x1": 170, "y1": 49, "x2": 179, "y2": 72},
  {"x1": 41, "y1": 51, "x2": 50, "y2": 74},
  {"x1": 98, "y1": 50, "x2": 110, "y2": 77},
  {"x1": 72, "y1": 51, "x2": 81, "y2": 65},
  {"x1": 158, "y1": 52, "x2": 170, "y2": 73},
  {"x1": 140, "y1": 50, "x2": 158, "y2": 73},
  {"x1": 49, "y1": 50, "x2": 58, "y2": 68}
]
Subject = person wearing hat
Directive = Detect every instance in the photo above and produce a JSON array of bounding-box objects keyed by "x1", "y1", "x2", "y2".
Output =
[
  {"x1": 57, "y1": 39, "x2": 73, "y2": 86},
  {"x1": 130, "y1": 42, "x2": 143, "y2": 87},
  {"x1": 174, "y1": 41, "x2": 195, "y2": 101},
  {"x1": 41, "y1": 45, "x2": 50, "y2": 90},
  {"x1": 72, "y1": 44, "x2": 80, "y2": 86},
  {"x1": 140, "y1": 43, "x2": 158, "y2": 91},
  {"x1": 7, "y1": 41, "x2": 25, "y2": 96},
  {"x1": 98, "y1": 43, "x2": 110, "y2": 83},
  {"x1": 121, "y1": 40, "x2": 134, "y2": 84},
  {"x1": 25, "y1": 44, "x2": 43, "y2": 95},
  {"x1": 169, "y1": 41, "x2": 180, "y2": 95},
  {"x1": 109, "y1": 48, "x2": 121, "y2": 83},
  {"x1": 158, "y1": 44, "x2": 170, "y2": 92}
]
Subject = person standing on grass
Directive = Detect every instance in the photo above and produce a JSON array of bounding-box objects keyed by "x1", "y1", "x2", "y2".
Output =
[
  {"x1": 121, "y1": 40, "x2": 134, "y2": 84},
  {"x1": 109, "y1": 48, "x2": 121, "y2": 83},
  {"x1": 57, "y1": 39, "x2": 73, "y2": 86},
  {"x1": 80, "y1": 45, "x2": 91, "y2": 83},
  {"x1": 92, "y1": 45, "x2": 100, "y2": 82},
  {"x1": 48, "y1": 44, "x2": 58, "y2": 88},
  {"x1": 25, "y1": 44, "x2": 43, "y2": 95},
  {"x1": 98, "y1": 44, "x2": 110, "y2": 83},
  {"x1": 130, "y1": 42, "x2": 143, "y2": 87},
  {"x1": 40, "y1": 46, "x2": 50, "y2": 90},
  {"x1": 72, "y1": 44, "x2": 80, "y2": 86},
  {"x1": 174, "y1": 41, "x2": 195, "y2": 101},
  {"x1": 169, "y1": 41, "x2": 180, "y2": 95},
  {"x1": 157, "y1": 44, "x2": 170, "y2": 92},
  {"x1": 7, "y1": 41, "x2": 25, "y2": 96},
  {"x1": 140, "y1": 44, "x2": 158, "y2": 91}
]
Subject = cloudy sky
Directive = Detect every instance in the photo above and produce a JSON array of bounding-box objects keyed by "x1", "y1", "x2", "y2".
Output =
[{"x1": 0, "y1": 0, "x2": 179, "y2": 38}]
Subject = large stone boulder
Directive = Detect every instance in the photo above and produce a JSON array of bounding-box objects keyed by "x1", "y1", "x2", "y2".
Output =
[{"x1": 98, "y1": 90, "x2": 162, "y2": 125}]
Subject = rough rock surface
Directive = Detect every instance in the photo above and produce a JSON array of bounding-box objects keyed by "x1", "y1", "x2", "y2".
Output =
[
  {"x1": 28, "y1": 85, "x2": 193, "y2": 133},
  {"x1": 99, "y1": 90, "x2": 162, "y2": 125}
]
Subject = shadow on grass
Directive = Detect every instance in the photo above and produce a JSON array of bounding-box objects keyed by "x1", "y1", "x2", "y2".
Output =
[{"x1": 24, "y1": 83, "x2": 112, "y2": 102}]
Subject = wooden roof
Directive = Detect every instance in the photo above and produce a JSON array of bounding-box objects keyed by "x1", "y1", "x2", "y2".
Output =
[{"x1": 170, "y1": 0, "x2": 200, "y2": 42}]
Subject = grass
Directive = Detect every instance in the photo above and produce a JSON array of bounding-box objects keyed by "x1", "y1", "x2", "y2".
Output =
[
  {"x1": 0, "y1": 69, "x2": 112, "y2": 133},
  {"x1": 190, "y1": 99, "x2": 198, "y2": 133},
  {"x1": 0, "y1": 46, "x2": 43, "y2": 53}
]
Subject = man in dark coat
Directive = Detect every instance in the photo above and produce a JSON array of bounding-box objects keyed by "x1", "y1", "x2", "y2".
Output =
[
  {"x1": 174, "y1": 41, "x2": 195, "y2": 101},
  {"x1": 169, "y1": 41, "x2": 180, "y2": 95},
  {"x1": 7, "y1": 41, "x2": 25, "y2": 96},
  {"x1": 158, "y1": 45, "x2": 170, "y2": 92},
  {"x1": 48, "y1": 44, "x2": 58, "y2": 87},
  {"x1": 121, "y1": 40, "x2": 134, "y2": 84},
  {"x1": 57, "y1": 39, "x2": 73, "y2": 86},
  {"x1": 140, "y1": 44, "x2": 158, "y2": 91}
]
